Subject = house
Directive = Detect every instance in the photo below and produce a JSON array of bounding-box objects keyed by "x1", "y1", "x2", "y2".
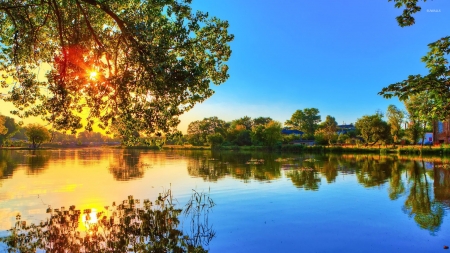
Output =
[
  {"x1": 418, "y1": 132, "x2": 433, "y2": 145},
  {"x1": 337, "y1": 124, "x2": 356, "y2": 135},
  {"x1": 433, "y1": 120, "x2": 450, "y2": 144},
  {"x1": 281, "y1": 128, "x2": 314, "y2": 145},
  {"x1": 281, "y1": 128, "x2": 304, "y2": 136}
]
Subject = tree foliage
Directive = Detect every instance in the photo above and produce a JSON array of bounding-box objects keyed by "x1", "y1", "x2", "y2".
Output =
[
  {"x1": 355, "y1": 112, "x2": 390, "y2": 145},
  {"x1": 285, "y1": 108, "x2": 320, "y2": 139},
  {"x1": 25, "y1": 124, "x2": 51, "y2": 148},
  {"x1": 0, "y1": 116, "x2": 7, "y2": 135},
  {"x1": 187, "y1": 117, "x2": 226, "y2": 145},
  {"x1": 0, "y1": 0, "x2": 233, "y2": 139},
  {"x1": 261, "y1": 120, "x2": 282, "y2": 147},
  {"x1": 316, "y1": 115, "x2": 338, "y2": 145},
  {"x1": 0, "y1": 115, "x2": 20, "y2": 145},
  {"x1": 403, "y1": 92, "x2": 435, "y2": 145},
  {"x1": 386, "y1": 104, "x2": 404, "y2": 143},
  {"x1": 379, "y1": 0, "x2": 450, "y2": 121},
  {"x1": 0, "y1": 190, "x2": 215, "y2": 252}
]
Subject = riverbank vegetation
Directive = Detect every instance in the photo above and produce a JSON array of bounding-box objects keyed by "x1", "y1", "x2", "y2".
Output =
[{"x1": 0, "y1": 190, "x2": 215, "y2": 252}]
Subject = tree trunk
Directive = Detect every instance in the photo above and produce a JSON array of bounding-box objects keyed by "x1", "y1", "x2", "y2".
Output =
[{"x1": 421, "y1": 121, "x2": 427, "y2": 149}]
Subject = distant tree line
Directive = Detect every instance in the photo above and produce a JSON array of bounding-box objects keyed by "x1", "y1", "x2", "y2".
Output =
[
  {"x1": 0, "y1": 115, "x2": 119, "y2": 148},
  {"x1": 0, "y1": 95, "x2": 434, "y2": 148},
  {"x1": 180, "y1": 100, "x2": 433, "y2": 148}
]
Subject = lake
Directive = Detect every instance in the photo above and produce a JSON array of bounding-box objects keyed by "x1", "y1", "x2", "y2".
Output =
[{"x1": 0, "y1": 148, "x2": 449, "y2": 252}]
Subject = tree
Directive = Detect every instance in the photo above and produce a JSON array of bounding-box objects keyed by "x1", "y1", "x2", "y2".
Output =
[
  {"x1": 231, "y1": 116, "x2": 253, "y2": 130},
  {"x1": 187, "y1": 117, "x2": 226, "y2": 146},
  {"x1": 262, "y1": 120, "x2": 282, "y2": 147},
  {"x1": 0, "y1": 0, "x2": 233, "y2": 139},
  {"x1": 403, "y1": 92, "x2": 435, "y2": 146},
  {"x1": 227, "y1": 123, "x2": 251, "y2": 146},
  {"x1": 316, "y1": 115, "x2": 338, "y2": 145},
  {"x1": 386, "y1": 105, "x2": 405, "y2": 143},
  {"x1": 355, "y1": 112, "x2": 390, "y2": 145},
  {"x1": 207, "y1": 133, "x2": 224, "y2": 148},
  {"x1": 379, "y1": 1, "x2": 450, "y2": 121},
  {"x1": 25, "y1": 124, "x2": 51, "y2": 149},
  {"x1": 253, "y1": 117, "x2": 272, "y2": 127},
  {"x1": 251, "y1": 124, "x2": 265, "y2": 146},
  {"x1": 0, "y1": 115, "x2": 20, "y2": 145},
  {"x1": 285, "y1": 108, "x2": 320, "y2": 139},
  {"x1": 0, "y1": 116, "x2": 7, "y2": 136}
]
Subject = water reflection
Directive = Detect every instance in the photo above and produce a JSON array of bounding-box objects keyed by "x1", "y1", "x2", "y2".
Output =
[
  {"x1": 1, "y1": 149, "x2": 450, "y2": 235},
  {"x1": 285, "y1": 169, "x2": 321, "y2": 190},
  {"x1": 108, "y1": 150, "x2": 149, "y2": 181},
  {"x1": 1, "y1": 190, "x2": 214, "y2": 252},
  {"x1": 403, "y1": 161, "x2": 444, "y2": 233},
  {"x1": 186, "y1": 152, "x2": 450, "y2": 232},
  {"x1": 0, "y1": 151, "x2": 16, "y2": 180},
  {"x1": 187, "y1": 152, "x2": 283, "y2": 182}
]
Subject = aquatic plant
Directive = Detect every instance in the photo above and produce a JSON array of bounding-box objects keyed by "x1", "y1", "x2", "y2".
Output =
[{"x1": 0, "y1": 190, "x2": 215, "y2": 252}]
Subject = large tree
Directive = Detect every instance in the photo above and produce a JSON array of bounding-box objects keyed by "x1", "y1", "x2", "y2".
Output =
[
  {"x1": 0, "y1": 0, "x2": 233, "y2": 141},
  {"x1": 316, "y1": 115, "x2": 338, "y2": 145},
  {"x1": 403, "y1": 92, "x2": 435, "y2": 146},
  {"x1": 262, "y1": 120, "x2": 282, "y2": 147},
  {"x1": 386, "y1": 104, "x2": 405, "y2": 143},
  {"x1": 355, "y1": 112, "x2": 390, "y2": 145},
  {"x1": 25, "y1": 124, "x2": 51, "y2": 149},
  {"x1": 379, "y1": 0, "x2": 450, "y2": 121},
  {"x1": 285, "y1": 108, "x2": 320, "y2": 139},
  {"x1": 0, "y1": 116, "x2": 7, "y2": 135},
  {"x1": 0, "y1": 115, "x2": 19, "y2": 145},
  {"x1": 187, "y1": 117, "x2": 226, "y2": 145}
]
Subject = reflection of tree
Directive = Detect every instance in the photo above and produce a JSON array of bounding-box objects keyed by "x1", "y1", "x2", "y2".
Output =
[
  {"x1": 25, "y1": 151, "x2": 51, "y2": 175},
  {"x1": 187, "y1": 152, "x2": 230, "y2": 182},
  {"x1": 108, "y1": 150, "x2": 146, "y2": 181},
  {"x1": 318, "y1": 156, "x2": 338, "y2": 183},
  {"x1": 1, "y1": 191, "x2": 214, "y2": 252},
  {"x1": 402, "y1": 161, "x2": 444, "y2": 233},
  {"x1": 433, "y1": 165, "x2": 450, "y2": 208},
  {"x1": 388, "y1": 159, "x2": 406, "y2": 200},
  {"x1": 186, "y1": 151, "x2": 282, "y2": 182},
  {"x1": 0, "y1": 150, "x2": 17, "y2": 181},
  {"x1": 355, "y1": 156, "x2": 392, "y2": 187},
  {"x1": 286, "y1": 170, "x2": 321, "y2": 190}
]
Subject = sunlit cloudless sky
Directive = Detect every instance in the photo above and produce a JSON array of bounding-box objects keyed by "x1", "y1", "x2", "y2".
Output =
[
  {"x1": 177, "y1": 0, "x2": 450, "y2": 132},
  {"x1": 1, "y1": 0, "x2": 449, "y2": 134}
]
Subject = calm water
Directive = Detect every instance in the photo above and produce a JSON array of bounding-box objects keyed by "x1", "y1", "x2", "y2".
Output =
[{"x1": 0, "y1": 148, "x2": 449, "y2": 252}]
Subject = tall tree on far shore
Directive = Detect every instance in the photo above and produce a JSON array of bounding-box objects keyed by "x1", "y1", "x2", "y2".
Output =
[
  {"x1": 25, "y1": 124, "x2": 51, "y2": 149},
  {"x1": 285, "y1": 108, "x2": 320, "y2": 139},
  {"x1": 316, "y1": 115, "x2": 338, "y2": 145},
  {"x1": 386, "y1": 105, "x2": 405, "y2": 143},
  {"x1": 355, "y1": 112, "x2": 390, "y2": 145},
  {"x1": 0, "y1": 116, "x2": 7, "y2": 135},
  {"x1": 0, "y1": 115, "x2": 20, "y2": 145},
  {"x1": 187, "y1": 117, "x2": 226, "y2": 146},
  {"x1": 262, "y1": 121, "x2": 283, "y2": 147},
  {"x1": 403, "y1": 92, "x2": 435, "y2": 146}
]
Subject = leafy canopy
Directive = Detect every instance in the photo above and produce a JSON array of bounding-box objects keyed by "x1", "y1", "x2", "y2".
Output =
[
  {"x1": 379, "y1": 0, "x2": 450, "y2": 120},
  {"x1": 0, "y1": 0, "x2": 233, "y2": 139},
  {"x1": 285, "y1": 108, "x2": 321, "y2": 139},
  {"x1": 25, "y1": 123, "x2": 51, "y2": 148},
  {"x1": 355, "y1": 112, "x2": 390, "y2": 145}
]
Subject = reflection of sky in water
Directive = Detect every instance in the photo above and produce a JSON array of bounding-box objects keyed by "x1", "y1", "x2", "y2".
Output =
[{"x1": 0, "y1": 149, "x2": 449, "y2": 252}]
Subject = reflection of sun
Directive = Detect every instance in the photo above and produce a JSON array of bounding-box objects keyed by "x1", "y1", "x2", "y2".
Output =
[{"x1": 81, "y1": 208, "x2": 98, "y2": 230}]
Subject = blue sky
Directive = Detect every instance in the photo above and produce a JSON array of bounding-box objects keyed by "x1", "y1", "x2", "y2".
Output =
[{"x1": 177, "y1": 0, "x2": 450, "y2": 132}]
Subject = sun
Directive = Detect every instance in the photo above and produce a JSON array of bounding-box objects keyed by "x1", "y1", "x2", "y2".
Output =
[{"x1": 89, "y1": 71, "x2": 98, "y2": 80}]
